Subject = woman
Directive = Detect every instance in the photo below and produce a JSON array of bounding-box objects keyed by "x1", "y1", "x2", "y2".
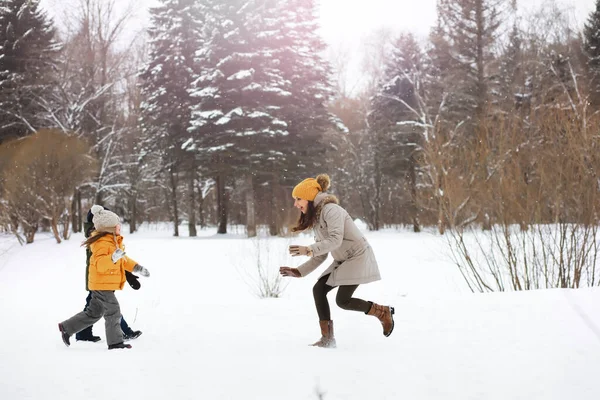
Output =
[{"x1": 280, "y1": 174, "x2": 394, "y2": 348}]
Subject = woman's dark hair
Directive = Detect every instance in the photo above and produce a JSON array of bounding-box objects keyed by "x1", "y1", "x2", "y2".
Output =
[
  {"x1": 81, "y1": 231, "x2": 112, "y2": 248},
  {"x1": 292, "y1": 201, "x2": 317, "y2": 232}
]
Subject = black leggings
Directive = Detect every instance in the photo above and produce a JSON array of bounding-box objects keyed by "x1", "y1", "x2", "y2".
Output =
[{"x1": 313, "y1": 274, "x2": 371, "y2": 320}]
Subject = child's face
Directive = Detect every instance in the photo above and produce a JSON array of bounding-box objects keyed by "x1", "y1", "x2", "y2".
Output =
[{"x1": 115, "y1": 224, "x2": 121, "y2": 235}]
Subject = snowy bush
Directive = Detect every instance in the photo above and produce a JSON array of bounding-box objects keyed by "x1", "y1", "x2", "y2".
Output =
[
  {"x1": 447, "y1": 223, "x2": 600, "y2": 292},
  {"x1": 235, "y1": 236, "x2": 290, "y2": 298},
  {"x1": 0, "y1": 130, "x2": 95, "y2": 244}
]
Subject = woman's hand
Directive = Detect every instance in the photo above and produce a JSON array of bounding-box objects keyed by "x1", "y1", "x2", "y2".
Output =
[
  {"x1": 279, "y1": 266, "x2": 301, "y2": 277},
  {"x1": 289, "y1": 245, "x2": 312, "y2": 257}
]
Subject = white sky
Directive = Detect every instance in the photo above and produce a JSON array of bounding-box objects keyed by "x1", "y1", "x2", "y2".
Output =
[
  {"x1": 41, "y1": 0, "x2": 596, "y2": 93},
  {"x1": 42, "y1": 0, "x2": 596, "y2": 47}
]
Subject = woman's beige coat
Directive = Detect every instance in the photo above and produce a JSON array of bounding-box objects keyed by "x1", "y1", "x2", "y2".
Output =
[{"x1": 297, "y1": 192, "x2": 381, "y2": 286}]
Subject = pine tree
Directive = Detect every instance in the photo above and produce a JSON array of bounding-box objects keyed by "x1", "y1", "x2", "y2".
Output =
[
  {"x1": 189, "y1": 0, "x2": 292, "y2": 164},
  {"x1": 186, "y1": 0, "x2": 340, "y2": 234},
  {"x1": 253, "y1": 0, "x2": 340, "y2": 233},
  {"x1": 583, "y1": 0, "x2": 600, "y2": 106},
  {"x1": 265, "y1": 0, "x2": 338, "y2": 179},
  {"x1": 434, "y1": 0, "x2": 504, "y2": 123},
  {"x1": 0, "y1": 0, "x2": 59, "y2": 143},
  {"x1": 370, "y1": 33, "x2": 426, "y2": 231},
  {"x1": 189, "y1": 0, "x2": 281, "y2": 234},
  {"x1": 139, "y1": 0, "x2": 204, "y2": 236},
  {"x1": 498, "y1": 23, "x2": 525, "y2": 110}
]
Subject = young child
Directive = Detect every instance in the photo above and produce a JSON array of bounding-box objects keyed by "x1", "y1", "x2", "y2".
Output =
[
  {"x1": 75, "y1": 208, "x2": 142, "y2": 342},
  {"x1": 58, "y1": 205, "x2": 150, "y2": 350}
]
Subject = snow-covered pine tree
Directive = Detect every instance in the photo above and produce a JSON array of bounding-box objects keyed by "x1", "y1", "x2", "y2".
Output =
[
  {"x1": 583, "y1": 0, "x2": 600, "y2": 107},
  {"x1": 139, "y1": 0, "x2": 205, "y2": 236},
  {"x1": 188, "y1": 0, "x2": 294, "y2": 234},
  {"x1": 189, "y1": 0, "x2": 292, "y2": 162},
  {"x1": 497, "y1": 22, "x2": 527, "y2": 112},
  {"x1": 261, "y1": 0, "x2": 338, "y2": 181},
  {"x1": 370, "y1": 33, "x2": 426, "y2": 232},
  {"x1": 0, "y1": 0, "x2": 59, "y2": 143},
  {"x1": 252, "y1": 0, "x2": 341, "y2": 234},
  {"x1": 433, "y1": 0, "x2": 505, "y2": 125}
]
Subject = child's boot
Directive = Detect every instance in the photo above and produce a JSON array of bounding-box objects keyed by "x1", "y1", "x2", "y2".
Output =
[
  {"x1": 108, "y1": 342, "x2": 132, "y2": 350},
  {"x1": 58, "y1": 323, "x2": 71, "y2": 347},
  {"x1": 123, "y1": 329, "x2": 142, "y2": 341},
  {"x1": 76, "y1": 326, "x2": 101, "y2": 342}
]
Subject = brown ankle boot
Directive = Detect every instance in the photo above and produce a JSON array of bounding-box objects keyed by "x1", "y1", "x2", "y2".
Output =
[
  {"x1": 310, "y1": 320, "x2": 336, "y2": 348},
  {"x1": 367, "y1": 303, "x2": 395, "y2": 337}
]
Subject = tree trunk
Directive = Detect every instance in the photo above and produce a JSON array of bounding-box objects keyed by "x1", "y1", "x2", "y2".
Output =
[
  {"x1": 71, "y1": 188, "x2": 79, "y2": 233},
  {"x1": 25, "y1": 223, "x2": 37, "y2": 244},
  {"x1": 246, "y1": 174, "x2": 256, "y2": 238},
  {"x1": 61, "y1": 211, "x2": 70, "y2": 240},
  {"x1": 94, "y1": 181, "x2": 103, "y2": 205},
  {"x1": 409, "y1": 157, "x2": 421, "y2": 233},
  {"x1": 474, "y1": 0, "x2": 486, "y2": 120},
  {"x1": 129, "y1": 192, "x2": 137, "y2": 234},
  {"x1": 70, "y1": 188, "x2": 81, "y2": 233},
  {"x1": 217, "y1": 173, "x2": 228, "y2": 234},
  {"x1": 10, "y1": 213, "x2": 18, "y2": 232},
  {"x1": 169, "y1": 168, "x2": 179, "y2": 237},
  {"x1": 188, "y1": 169, "x2": 197, "y2": 237},
  {"x1": 76, "y1": 188, "x2": 82, "y2": 233},
  {"x1": 198, "y1": 190, "x2": 205, "y2": 229},
  {"x1": 51, "y1": 217, "x2": 62, "y2": 244},
  {"x1": 373, "y1": 157, "x2": 382, "y2": 231},
  {"x1": 437, "y1": 174, "x2": 446, "y2": 235},
  {"x1": 268, "y1": 177, "x2": 278, "y2": 236}
]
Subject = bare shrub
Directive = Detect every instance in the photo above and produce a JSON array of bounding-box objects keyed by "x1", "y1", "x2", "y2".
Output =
[
  {"x1": 1, "y1": 129, "x2": 97, "y2": 243},
  {"x1": 443, "y1": 107, "x2": 600, "y2": 291},
  {"x1": 447, "y1": 223, "x2": 599, "y2": 292},
  {"x1": 236, "y1": 235, "x2": 290, "y2": 298}
]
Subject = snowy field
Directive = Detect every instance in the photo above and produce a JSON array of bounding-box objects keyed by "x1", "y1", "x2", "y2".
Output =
[{"x1": 0, "y1": 224, "x2": 599, "y2": 400}]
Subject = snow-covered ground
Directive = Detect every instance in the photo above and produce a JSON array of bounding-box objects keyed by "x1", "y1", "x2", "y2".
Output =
[{"x1": 0, "y1": 225, "x2": 598, "y2": 400}]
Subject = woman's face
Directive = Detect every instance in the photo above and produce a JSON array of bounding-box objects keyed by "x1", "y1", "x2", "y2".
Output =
[
  {"x1": 115, "y1": 224, "x2": 121, "y2": 235},
  {"x1": 294, "y1": 197, "x2": 309, "y2": 214}
]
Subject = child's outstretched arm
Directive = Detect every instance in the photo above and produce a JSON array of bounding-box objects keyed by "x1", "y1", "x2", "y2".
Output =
[
  {"x1": 122, "y1": 255, "x2": 139, "y2": 273},
  {"x1": 133, "y1": 264, "x2": 150, "y2": 277}
]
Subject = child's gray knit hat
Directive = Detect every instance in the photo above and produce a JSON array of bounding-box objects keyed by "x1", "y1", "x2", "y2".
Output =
[{"x1": 91, "y1": 205, "x2": 120, "y2": 233}]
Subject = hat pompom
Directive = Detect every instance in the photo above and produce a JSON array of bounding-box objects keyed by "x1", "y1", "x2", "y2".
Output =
[
  {"x1": 91, "y1": 205, "x2": 104, "y2": 215},
  {"x1": 316, "y1": 174, "x2": 330, "y2": 192}
]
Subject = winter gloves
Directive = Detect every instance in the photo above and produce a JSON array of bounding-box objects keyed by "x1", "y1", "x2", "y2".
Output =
[
  {"x1": 133, "y1": 264, "x2": 150, "y2": 277},
  {"x1": 279, "y1": 267, "x2": 301, "y2": 277},
  {"x1": 280, "y1": 244, "x2": 313, "y2": 278},
  {"x1": 281, "y1": 245, "x2": 312, "y2": 277},
  {"x1": 125, "y1": 271, "x2": 141, "y2": 290},
  {"x1": 289, "y1": 245, "x2": 312, "y2": 257},
  {"x1": 124, "y1": 266, "x2": 148, "y2": 291},
  {"x1": 111, "y1": 248, "x2": 126, "y2": 263},
  {"x1": 111, "y1": 251, "x2": 148, "y2": 286}
]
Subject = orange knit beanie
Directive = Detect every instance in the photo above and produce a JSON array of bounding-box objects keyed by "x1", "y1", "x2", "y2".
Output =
[{"x1": 292, "y1": 174, "x2": 331, "y2": 202}]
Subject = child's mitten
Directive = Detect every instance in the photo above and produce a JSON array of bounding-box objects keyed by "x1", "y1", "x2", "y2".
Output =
[
  {"x1": 111, "y1": 248, "x2": 126, "y2": 264},
  {"x1": 125, "y1": 271, "x2": 141, "y2": 290},
  {"x1": 133, "y1": 264, "x2": 150, "y2": 277}
]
